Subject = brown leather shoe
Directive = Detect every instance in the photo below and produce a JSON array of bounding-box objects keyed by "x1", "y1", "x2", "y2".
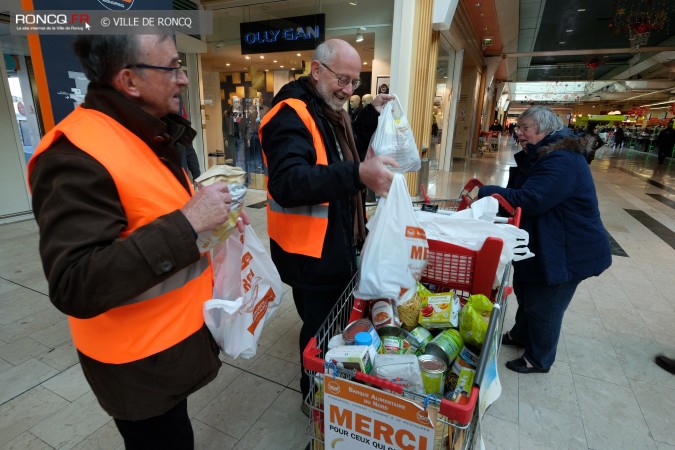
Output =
[{"x1": 655, "y1": 355, "x2": 675, "y2": 374}]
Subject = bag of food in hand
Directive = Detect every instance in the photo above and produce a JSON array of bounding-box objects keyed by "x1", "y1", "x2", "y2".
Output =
[
  {"x1": 194, "y1": 165, "x2": 247, "y2": 252},
  {"x1": 369, "y1": 94, "x2": 421, "y2": 173}
]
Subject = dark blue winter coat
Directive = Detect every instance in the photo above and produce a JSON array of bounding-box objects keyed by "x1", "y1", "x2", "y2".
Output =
[{"x1": 478, "y1": 129, "x2": 612, "y2": 285}]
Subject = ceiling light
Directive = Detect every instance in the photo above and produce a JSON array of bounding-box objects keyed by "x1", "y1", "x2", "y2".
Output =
[
  {"x1": 363, "y1": 62, "x2": 368, "y2": 65},
  {"x1": 280, "y1": 65, "x2": 284, "y2": 68},
  {"x1": 577, "y1": 8, "x2": 586, "y2": 12},
  {"x1": 245, "y1": 56, "x2": 250, "y2": 60},
  {"x1": 355, "y1": 27, "x2": 365, "y2": 43},
  {"x1": 259, "y1": 55, "x2": 264, "y2": 59},
  {"x1": 566, "y1": 29, "x2": 573, "y2": 32},
  {"x1": 349, "y1": 0, "x2": 357, "y2": 5},
  {"x1": 225, "y1": 63, "x2": 230, "y2": 66},
  {"x1": 559, "y1": 41, "x2": 566, "y2": 44},
  {"x1": 297, "y1": 53, "x2": 301, "y2": 57},
  {"x1": 273, "y1": 60, "x2": 277, "y2": 63}
]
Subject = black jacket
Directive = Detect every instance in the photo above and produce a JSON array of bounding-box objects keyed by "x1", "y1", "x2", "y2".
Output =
[
  {"x1": 261, "y1": 77, "x2": 380, "y2": 291},
  {"x1": 29, "y1": 84, "x2": 220, "y2": 420}
]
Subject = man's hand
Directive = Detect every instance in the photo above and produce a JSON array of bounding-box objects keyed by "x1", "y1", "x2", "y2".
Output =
[
  {"x1": 180, "y1": 182, "x2": 236, "y2": 234},
  {"x1": 370, "y1": 94, "x2": 395, "y2": 113},
  {"x1": 359, "y1": 155, "x2": 398, "y2": 197}
]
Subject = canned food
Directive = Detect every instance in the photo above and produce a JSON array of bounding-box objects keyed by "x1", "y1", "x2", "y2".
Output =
[
  {"x1": 343, "y1": 319, "x2": 382, "y2": 353},
  {"x1": 378, "y1": 325, "x2": 405, "y2": 354},
  {"x1": 459, "y1": 345, "x2": 479, "y2": 368},
  {"x1": 424, "y1": 328, "x2": 463, "y2": 365},
  {"x1": 371, "y1": 299, "x2": 396, "y2": 329},
  {"x1": 445, "y1": 356, "x2": 476, "y2": 400},
  {"x1": 399, "y1": 329, "x2": 421, "y2": 355},
  {"x1": 408, "y1": 326, "x2": 433, "y2": 349},
  {"x1": 418, "y1": 354, "x2": 446, "y2": 395}
]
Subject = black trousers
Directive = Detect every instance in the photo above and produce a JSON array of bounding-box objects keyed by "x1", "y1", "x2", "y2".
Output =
[
  {"x1": 114, "y1": 399, "x2": 194, "y2": 450},
  {"x1": 293, "y1": 286, "x2": 344, "y2": 400}
]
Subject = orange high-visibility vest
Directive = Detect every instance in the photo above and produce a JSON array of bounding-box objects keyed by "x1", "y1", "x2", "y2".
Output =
[
  {"x1": 259, "y1": 98, "x2": 329, "y2": 258},
  {"x1": 28, "y1": 106, "x2": 213, "y2": 364}
]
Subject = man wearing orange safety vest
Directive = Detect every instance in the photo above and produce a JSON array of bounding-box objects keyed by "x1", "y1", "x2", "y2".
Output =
[
  {"x1": 28, "y1": 34, "x2": 249, "y2": 448},
  {"x1": 259, "y1": 39, "x2": 397, "y2": 415}
]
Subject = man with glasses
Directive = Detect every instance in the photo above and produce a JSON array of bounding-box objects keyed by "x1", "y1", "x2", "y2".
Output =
[
  {"x1": 28, "y1": 34, "x2": 248, "y2": 448},
  {"x1": 259, "y1": 39, "x2": 397, "y2": 414}
]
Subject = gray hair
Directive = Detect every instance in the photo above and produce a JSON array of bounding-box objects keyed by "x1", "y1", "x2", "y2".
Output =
[
  {"x1": 312, "y1": 39, "x2": 345, "y2": 64},
  {"x1": 73, "y1": 34, "x2": 171, "y2": 86},
  {"x1": 519, "y1": 105, "x2": 564, "y2": 135}
]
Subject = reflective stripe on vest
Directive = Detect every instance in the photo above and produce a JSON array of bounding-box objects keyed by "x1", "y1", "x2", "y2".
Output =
[
  {"x1": 28, "y1": 106, "x2": 213, "y2": 364},
  {"x1": 259, "y1": 98, "x2": 329, "y2": 258}
]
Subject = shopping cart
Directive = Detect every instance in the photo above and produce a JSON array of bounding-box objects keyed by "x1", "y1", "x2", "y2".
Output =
[
  {"x1": 302, "y1": 233, "x2": 514, "y2": 449},
  {"x1": 489, "y1": 132, "x2": 500, "y2": 152},
  {"x1": 414, "y1": 178, "x2": 521, "y2": 227}
]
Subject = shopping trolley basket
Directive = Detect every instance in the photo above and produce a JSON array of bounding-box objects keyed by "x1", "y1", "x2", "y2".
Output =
[
  {"x1": 413, "y1": 178, "x2": 521, "y2": 227},
  {"x1": 302, "y1": 236, "x2": 514, "y2": 450}
]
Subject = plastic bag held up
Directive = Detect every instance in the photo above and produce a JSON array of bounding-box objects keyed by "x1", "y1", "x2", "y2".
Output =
[
  {"x1": 203, "y1": 225, "x2": 283, "y2": 359},
  {"x1": 355, "y1": 174, "x2": 429, "y2": 303},
  {"x1": 370, "y1": 94, "x2": 421, "y2": 173}
]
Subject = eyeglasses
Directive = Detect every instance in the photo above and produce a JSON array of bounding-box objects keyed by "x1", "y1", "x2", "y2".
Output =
[
  {"x1": 126, "y1": 61, "x2": 183, "y2": 80},
  {"x1": 319, "y1": 62, "x2": 361, "y2": 89},
  {"x1": 515, "y1": 124, "x2": 535, "y2": 132}
]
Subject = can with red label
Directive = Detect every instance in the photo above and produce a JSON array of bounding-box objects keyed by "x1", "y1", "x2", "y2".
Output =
[{"x1": 370, "y1": 299, "x2": 397, "y2": 329}]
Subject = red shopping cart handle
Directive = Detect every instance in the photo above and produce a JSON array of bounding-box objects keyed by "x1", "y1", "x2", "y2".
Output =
[
  {"x1": 462, "y1": 178, "x2": 484, "y2": 193},
  {"x1": 438, "y1": 386, "x2": 479, "y2": 425},
  {"x1": 354, "y1": 371, "x2": 404, "y2": 394},
  {"x1": 303, "y1": 337, "x2": 324, "y2": 373}
]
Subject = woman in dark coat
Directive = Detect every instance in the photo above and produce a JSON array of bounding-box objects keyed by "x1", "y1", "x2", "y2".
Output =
[{"x1": 478, "y1": 106, "x2": 612, "y2": 374}]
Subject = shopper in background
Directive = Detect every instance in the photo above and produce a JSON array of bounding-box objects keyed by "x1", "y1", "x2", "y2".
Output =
[
  {"x1": 656, "y1": 119, "x2": 675, "y2": 165},
  {"x1": 613, "y1": 124, "x2": 625, "y2": 149},
  {"x1": 478, "y1": 105, "x2": 612, "y2": 374},
  {"x1": 489, "y1": 119, "x2": 503, "y2": 133},
  {"x1": 28, "y1": 34, "x2": 249, "y2": 448},
  {"x1": 259, "y1": 39, "x2": 397, "y2": 413}
]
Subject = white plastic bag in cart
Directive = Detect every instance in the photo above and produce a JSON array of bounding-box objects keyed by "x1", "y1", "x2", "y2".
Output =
[
  {"x1": 204, "y1": 225, "x2": 283, "y2": 359},
  {"x1": 370, "y1": 94, "x2": 421, "y2": 173},
  {"x1": 355, "y1": 174, "x2": 428, "y2": 303},
  {"x1": 415, "y1": 209, "x2": 533, "y2": 286}
]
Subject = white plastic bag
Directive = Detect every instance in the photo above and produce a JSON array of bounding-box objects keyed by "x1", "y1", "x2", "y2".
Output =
[
  {"x1": 370, "y1": 94, "x2": 421, "y2": 173},
  {"x1": 204, "y1": 225, "x2": 283, "y2": 359},
  {"x1": 355, "y1": 174, "x2": 428, "y2": 303}
]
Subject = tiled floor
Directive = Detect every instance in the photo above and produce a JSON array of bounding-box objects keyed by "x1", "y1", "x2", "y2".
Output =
[{"x1": 1, "y1": 137, "x2": 675, "y2": 449}]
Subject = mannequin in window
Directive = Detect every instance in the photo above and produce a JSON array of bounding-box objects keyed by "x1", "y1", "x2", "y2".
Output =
[
  {"x1": 349, "y1": 95, "x2": 362, "y2": 121},
  {"x1": 362, "y1": 94, "x2": 374, "y2": 107}
]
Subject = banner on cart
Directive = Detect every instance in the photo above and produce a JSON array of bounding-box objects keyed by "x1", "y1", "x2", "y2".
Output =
[{"x1": 323, "y1": 377, "x2": 436, "y2": 450}]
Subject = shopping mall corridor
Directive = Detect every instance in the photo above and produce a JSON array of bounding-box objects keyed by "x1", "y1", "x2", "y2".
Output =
[{"x1": 1, "y1": 136, "x2": 674, "y2": 449}]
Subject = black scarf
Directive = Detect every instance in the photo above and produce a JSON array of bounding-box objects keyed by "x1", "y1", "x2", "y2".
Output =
[{"x1": 306, "y1": 80, "x2": 366, "y2": 247}]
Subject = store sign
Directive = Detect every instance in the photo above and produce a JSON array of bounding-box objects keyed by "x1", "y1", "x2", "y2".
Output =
[
  {"x1": 240, "y1": 14, "x2": 324, "y2": 55},
  {"x1": 323, "y1": 377, "x2": 436, "y2": 450}
]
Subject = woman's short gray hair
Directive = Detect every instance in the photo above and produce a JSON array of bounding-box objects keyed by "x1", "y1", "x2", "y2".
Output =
[{"x1": 519, "y1": 106, "x2": 564, "y2": 135}]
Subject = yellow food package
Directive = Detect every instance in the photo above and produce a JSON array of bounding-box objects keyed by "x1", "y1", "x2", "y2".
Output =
[
  {"x1": 418, "y1": 286, "x2": 460, "y2": 329},
  {"x1": 458, "y1": 294, "x2": 493, "y2": 348},
  {"x1": 194, "y1": 165, "x2": 247, "y2": 252}
]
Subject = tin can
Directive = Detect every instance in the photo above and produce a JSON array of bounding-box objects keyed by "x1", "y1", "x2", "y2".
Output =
[
  {"x1": 408, "y1": 326, "x2": 433, "y2": 349},
  {"x1": 418, "y1": 354, "x2": 446, "y2": 395},
  {"x1": 371, "y1": 299, "x2": 396, "y2": 329},
  {"x1": 424, "y1": 328, "x2": 463, "y2": 365},
  {"x1": 343, "y1": 319, "x2": 382, "y2": 352},
  {"x1": 399, "y1": 329, "x2": 421, "y2": 355},
  {"x1": 378, "y1": 325, "x2": 405, "y2": 354},
  {"x1": 445, "y1": 345, "x2": 479, "y2": 397}
]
